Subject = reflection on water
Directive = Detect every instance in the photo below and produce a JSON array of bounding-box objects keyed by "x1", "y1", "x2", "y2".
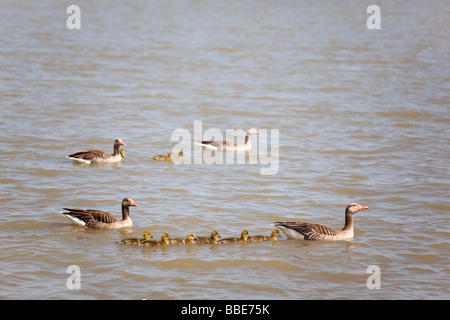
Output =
[{"x1": 0, "y1": 0, "x2": 449, "y2": 299}]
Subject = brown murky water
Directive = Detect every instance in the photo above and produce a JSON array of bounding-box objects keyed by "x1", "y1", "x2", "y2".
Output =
[{"x1": 0, "y1": 0, "x2": 449, "y2": 299}]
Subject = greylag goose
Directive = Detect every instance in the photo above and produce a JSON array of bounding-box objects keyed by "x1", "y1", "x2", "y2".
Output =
[
  {"x1": 200, "y1": 128, "x2": 260, "y2": 151},
  {"x1": 119, "y1": 232, "x2": 152, "y2": 245},
  {"x1": 219, "y1": 230, "x2": 251, "y2": 244},
  {"x1": 140, "y1": 233, "x2": 171, "y2": 247},
  {"x1": 272, "y1": 203, "x2": 369, "y2": 241},
  {"x1": 249, "y1": 229, "x2": 281, "y2": 242},
  {"x1": 170, "y1": 233, "x2": 198, "y2": 245},
  {"x1": 66, "y1": 139, "x2": 126, "y2": 164},
  {"x1": 196, "y1": 230, "x2": 221, "y2": 244},
  {"x1": 60, "y1": 197, "x2": 139, "y2": 229}
]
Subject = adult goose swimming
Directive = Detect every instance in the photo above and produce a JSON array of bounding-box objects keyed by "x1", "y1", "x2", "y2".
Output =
[
  {"x1": 66, "y1": 139, "x2": 126, "y2": 164},
  {"x1": 200, "y1": 128, "x2": 260, "y2": 151},
  {"x1": 60, "y1": 198, "x2": 139, "y2": 229},
  {"x1": 272, "y1": 203, "x2": 369, "y2": 241}
]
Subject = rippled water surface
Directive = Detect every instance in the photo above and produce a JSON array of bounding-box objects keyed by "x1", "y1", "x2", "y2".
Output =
[{"x1": 0, "y1": 0, "x2": 449, "y2": 300}]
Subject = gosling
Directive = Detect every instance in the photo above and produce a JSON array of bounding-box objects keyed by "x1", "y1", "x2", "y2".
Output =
[
  {"x1": 140, "y1": 233, "x2": 171, "y2": 247},
  {"x1": 219, "y1": 230, "x2": 250, "y2": 244},
  {"x1": 170, "y1": 233, "x2": 198, "y2": 245},
  {"x1": 153, "y1": 151, "x2": 183, "y2": 162},
  {"x1": 119, "y1": 232, "x2": 152, "y2": 245},
  {"x1": 196, "y1": 230, "x2": 221, "y2": 244},
  {"x1": 248, "y1": 229, "x2": 281, "y2": 242}
]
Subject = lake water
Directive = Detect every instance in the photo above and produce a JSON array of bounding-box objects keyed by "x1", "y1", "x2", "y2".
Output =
[{"x1": 0, "y1": 0, "x2": 449, "y2": 300}]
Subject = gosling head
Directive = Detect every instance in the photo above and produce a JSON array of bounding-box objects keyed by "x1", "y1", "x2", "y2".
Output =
[
  {"x1": 161, "y1": 233, "x2": 171, "y2": 244},
  {"x1": 142, "y1": 232, "x2": 152, "y2": 241},
  {"x1": 186, "y1": 233, "x2": 198, "y2": 243},
  {"x1": 270, "y1": 229, "x2": 280, "y2": 238},
  {"x1": 241, "y1": 230, "x2": 250, "y2": 241},
  {"x1": 120, "y1": 149, "x2": 126, "y2": 157},
  {"x1": 211, "y1": 230, "x2": 221, "y2": 240}
]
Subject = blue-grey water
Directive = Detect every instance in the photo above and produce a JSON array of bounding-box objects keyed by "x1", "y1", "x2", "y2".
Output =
[{"x1": 0, "y1": 0, "x2": 449, "y2": 299}]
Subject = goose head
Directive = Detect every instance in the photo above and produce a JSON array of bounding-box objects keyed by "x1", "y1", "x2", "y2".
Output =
[
  {"x1": 122, "y1": 198, "x2": 139, "y2": 208},
  {"x1": 347, "y1": 203, "x2": 369, "y2": 215},
  {"x1": 114, "y1": 139, "x2": 126, "y2": 147},
  {"x1": 247, "y1": 128, "x2": 260, "y2": 135}
]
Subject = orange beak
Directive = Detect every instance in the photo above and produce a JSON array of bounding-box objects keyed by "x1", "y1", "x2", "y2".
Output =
[{"x1": 130, "y1": 200, "x2": 139, "y2": 207}]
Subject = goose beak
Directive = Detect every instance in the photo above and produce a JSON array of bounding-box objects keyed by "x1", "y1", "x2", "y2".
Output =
[
  {"x1": 359, "y1": 205, "x2": 369, "y2": 211},
  {"x1": 130, "y1": 200, "x2": 139, "y2": 207},
  {"x1": 121, "y1": 141, "x2": 126, "y2": 146}
]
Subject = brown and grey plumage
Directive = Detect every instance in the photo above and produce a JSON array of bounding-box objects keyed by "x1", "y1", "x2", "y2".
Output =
[
  {"x1": 119, "y1": 232, "x2": 152, "y2": 245},
  {"x1": 248, "y1": 229, "x2": 281, "y2": 242},
  {"x1": 139, "y1": 233, "x2": 171, "y2": 247},
  {"x1": 219, "y1": 230, "x2": 250, "y2": 244},
  {"x1": 196, "y1": 230, "x2": 221, "y2": 244},
  {"x1": 200, "y1": 128, "x2": 260, "y2": 151},
  {"x1": 170, "y1": 233, "x2": 198, "y2": 245},
  {"x1": 66, "y1": 139, "x2": 126, "y2": 164},
  {"x1": 273, "y1": 203, "x2": 369, "y2": 241},
  {"x1": 60, "y1": 197, "x2": 139, "y2": 229}
]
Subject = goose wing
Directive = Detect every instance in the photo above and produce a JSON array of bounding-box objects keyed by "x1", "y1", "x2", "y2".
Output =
[
  {"x1": 67, "y1": 149, "x2": 110, "y2": 161},
  {"x1": 274, "y1": 222, "x2": 338, "y2": 241},
  {"x1": 62, "y1": 208, "x2": 119, "y2": 228}
]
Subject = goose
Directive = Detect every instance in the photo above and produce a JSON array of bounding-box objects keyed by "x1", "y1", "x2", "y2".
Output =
[
  {"x1": 196, "y1": 230, "x2": 221, "y2": 244},
  {"x1": 272, "y1": 203, "x2": 369, "y2": 241},
  {"x1": 170, "y1": 233, "x2": 198, "y2": 245},
  {"x1": 66, "y1": 139, "x2": 126, "y2": 164},
  {"x1": 140, "y1": 233, "x2": 171, "y2": 247},
  {"x1": 200, "y1": 128, "x2": 260, "y2": 151},
  {"x1": 219, "y1": 230, "x2": 250, "y2": 244},
  {"x1": 248, "y1": 229, "x2": 281, "y2": 242},
  {"x1": 60, "y1": 197, "x2": 139, "y2": 229},
  {"x1": 119, "y1": 149, "x2": 126, "y2": 158},
  {"x1": 119, "y1": 232, "x2": 152, "y2": 245}
]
